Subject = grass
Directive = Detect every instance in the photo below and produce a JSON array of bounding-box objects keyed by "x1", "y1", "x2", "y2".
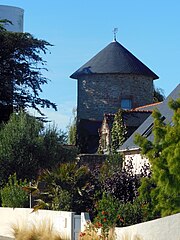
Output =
[
  {"x1": 11, "y1": 219, "x2": 67, "y2": 240},
  {"x1": 10, "y1": 218, "x2": 143, "y2": 240}
]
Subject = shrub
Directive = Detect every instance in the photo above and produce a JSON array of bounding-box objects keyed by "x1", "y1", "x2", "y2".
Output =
[
  {"x1": 12, "y1": 219, "x2": 64, "y2": 240},
  {"x1": 94, "y1": 193, "x2": 144, "y2": 232},
  {"x1": 1, "y1": 173, "x2": 29, "y2": 208},
  {"x1": 79, "y1": 220, "x2": 116, "y2": 240},
  {"x1": 102, "y1": 159, "x2": 144, "y2": 203},
  {"x1": 99, "y1": 153, "x2": 123, "y2": 181},
  {"x1": 93, "y1": 193, "x2": 121, "y2": 237},
  {"x1": 30, "y1": 163, "x2": 95, "y2": 213},
  {"x1": 116, "y1": 200, "x2": 143, "y2": 227},
  {"x1": 0, "y1": 111, "x2": 77, "y2": 186},
  {"x1": 0, "y1": 111, "x2": 44, "y2": 184}
]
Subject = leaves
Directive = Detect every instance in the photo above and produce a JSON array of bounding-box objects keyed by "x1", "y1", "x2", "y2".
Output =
[
  {"x1": 0, "y1": 30, "x2": 56, "y2": 119},
  {"x1": 111, "y1": 109, "x2": 127, "y2": 152},
  {"x1": 153, "y1": 86, "x2": 165, "y2": 103},
  {"x1": 0, "y1": 111, "x2": 43, "y2": 184},
  {"x1": 102, "y1": 159, "x2": 144, "y2": 203},
  {"x1": 0, "y1": 111, "x2": 76, "y2": 186},
  {"x1": 0, "y1": 173, "x2": 29, "y2": 208},
  {"x1": 67, "y1": 107, "x2": 77, "y2": 145},
  {"x1": 31, "y1": 163, "x2": 92, "y2": 213},
  {"x1": 136, "y1": 98, "x2": 180, "y2": 217},
  {"x1": 94, "y1": 193, "x2": 143, "y2": 231}
]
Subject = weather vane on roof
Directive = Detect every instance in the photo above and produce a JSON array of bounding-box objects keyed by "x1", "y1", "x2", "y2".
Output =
[{"x1": 113, "y1": 28, "x2": 118, "y2": 42}]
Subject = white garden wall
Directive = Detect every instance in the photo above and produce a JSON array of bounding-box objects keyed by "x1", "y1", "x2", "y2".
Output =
[
  {"x1": 115, "y1": 213, "x2": 180, "y2": 240},
  {"x1": 0, "y1": 208, "x2": 179, "y2": 240},
  {"x1": 0, "y1": 207, "x2": 79, "y2": 239}
]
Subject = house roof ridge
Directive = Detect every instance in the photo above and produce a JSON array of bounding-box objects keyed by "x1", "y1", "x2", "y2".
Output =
[{"x1": 104, "y1": 109, "x2": 153, "y2": 116}]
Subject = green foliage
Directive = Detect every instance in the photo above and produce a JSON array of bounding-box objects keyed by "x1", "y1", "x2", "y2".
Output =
[
  {"x1": 135, "y1": 98, "x2": 180, "y2": 217},
  {"x1": 68, "y1": 124, "x2": 77, "y2": 145},
  {"x1": 30, "y1": 155, "x2": 148, "y2": 221},
  {"x1": 99, "y1": 153, "x2": 123, "y2": 181},
  {"x1": 0, "y1": 30, "x2": 56, "y2": 118},
  {"x1": 1, "y1": 173, "x2": 29, "y2": 208},
  {"x1": 116, "y1": 200, "x2": 143, "y2": 227},
  {"x1": 102, "y1": 159, "x2": 144, "y2": 203},
  {"x1": 153, "y1": 86, "x2": 165, "y2": 103},
  {"x1": 94, "y1": 194, "x2": 121, "y2": 234},
  {"x1": 67, "y1": 108, "x2": 77, "y2": 145},
  {"x1": 32, "y1": 162, "x2": 92, "y2": 213},
  {"x1": 138, "y1": 177, "x2": 160, "y2": 221},
  {"x1": 0, "y1": 111, "x2": 77, "y2": 186},
  {"x1": 40, "y1": 126, "x2": 77, "y2": 168},
  {"x1": 0, "y1": 111, "x2": 43, "y2": 184},
  {"x1": 111, "y1": 109, "x2": 127, "y2": 152},
  {"x1": 94, "y1": 193, "x2": 143, "y2": 237}
]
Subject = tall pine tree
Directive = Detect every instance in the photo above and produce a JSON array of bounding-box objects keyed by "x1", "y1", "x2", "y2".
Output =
[{"x1": 135, "y1": 98, "x2": 180, "y2": 217}]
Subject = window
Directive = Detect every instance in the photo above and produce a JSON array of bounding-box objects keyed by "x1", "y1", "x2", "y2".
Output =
[
  {"x1": 142, "y1": 123, "x2": 154, "y2": 137},
  {"x1": 142, "y1": 116, "x2": 166, "y2": 138},
  {"x1": 121, "y1": 99, "x2": 132, "y2": 110}
]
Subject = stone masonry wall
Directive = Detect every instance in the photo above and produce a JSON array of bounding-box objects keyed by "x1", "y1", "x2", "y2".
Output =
[
  {"x1": 77, "y1": 154, "x2": 107, "y2": 170},
  {"x1": 77, "y1": 73, "x2": 154, "y2": 121}
]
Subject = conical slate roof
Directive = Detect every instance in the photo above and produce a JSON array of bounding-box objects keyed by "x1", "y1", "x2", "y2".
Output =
[{"x1": 70, "y1": 41, "x2": 159, "y2": 80}]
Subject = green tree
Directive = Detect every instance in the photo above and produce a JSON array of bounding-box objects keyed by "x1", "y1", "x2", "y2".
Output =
[
  {"x1": 0, "y1": 111, "x2": 43, "y2": 185},
  {"x1": 67, "y1": 108, "x2": 77, "y2": 145},
  {"x1": 135, "y1": 98, "x2": 180, "y2": 217},
  {"x1": 40, "y1": 126, "x2": 72, "y2": 168},
  {"x1": 153, "y1": 86, "x2": 165, "y2": 102},
  {"x1": 0, "y1": 28, "x2": 56, "y2": 122},
  {"x1": 0, "y1": 111, "x2": 76, "y2": 186},
  {"x1": 111, "y1": 109, "x2": 127, "y2": 152}
]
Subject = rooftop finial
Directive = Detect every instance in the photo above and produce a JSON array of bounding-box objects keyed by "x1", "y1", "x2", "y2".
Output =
[{"x1": 113, "y1": 28, "x2": 118, "y2": 42}]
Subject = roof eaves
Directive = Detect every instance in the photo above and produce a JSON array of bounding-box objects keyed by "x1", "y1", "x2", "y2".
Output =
[
  {"x1": 117, "y1": 147, "x2": 140, "y2": 152},
  {"x1": 133, "y1": 102, "x2": 162, "y2": 110}
]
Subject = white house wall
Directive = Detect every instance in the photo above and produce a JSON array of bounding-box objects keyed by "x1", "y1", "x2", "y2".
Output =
[{"x1": 123, "y1": 150, "x2": 149, "y2": 174}]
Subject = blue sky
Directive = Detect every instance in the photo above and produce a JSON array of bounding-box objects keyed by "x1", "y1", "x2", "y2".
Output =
[{"x1": 1, "y1": 0, "x2": 180, "y2": 130}]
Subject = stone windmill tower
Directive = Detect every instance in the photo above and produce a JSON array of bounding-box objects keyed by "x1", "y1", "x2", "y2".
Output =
[{"x1": 70, "y1": 35, "x2": 158, "y2": 153}]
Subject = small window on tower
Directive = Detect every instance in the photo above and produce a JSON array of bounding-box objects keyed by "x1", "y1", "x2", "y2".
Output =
[{"x1": 121, "y1": 99, "x2": 132, "y2": 110}]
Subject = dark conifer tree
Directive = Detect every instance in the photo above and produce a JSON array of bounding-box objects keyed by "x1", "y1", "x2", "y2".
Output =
[{"x1": 0, "y1": 24, "x2": 56, "y2": 122}]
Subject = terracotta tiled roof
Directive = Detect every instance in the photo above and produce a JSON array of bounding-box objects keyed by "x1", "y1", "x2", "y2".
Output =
[
  {"x1": 133, "y1": 102, "x2": 162, "y2": 111},
  {"x1": 119, "y1": 84, "x2": 180, "y2": 151}
]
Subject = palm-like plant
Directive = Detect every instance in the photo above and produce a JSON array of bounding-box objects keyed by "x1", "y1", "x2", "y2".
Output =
[{"x1": 26, "y1": 162, "x2": 91, "y2": 213}]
